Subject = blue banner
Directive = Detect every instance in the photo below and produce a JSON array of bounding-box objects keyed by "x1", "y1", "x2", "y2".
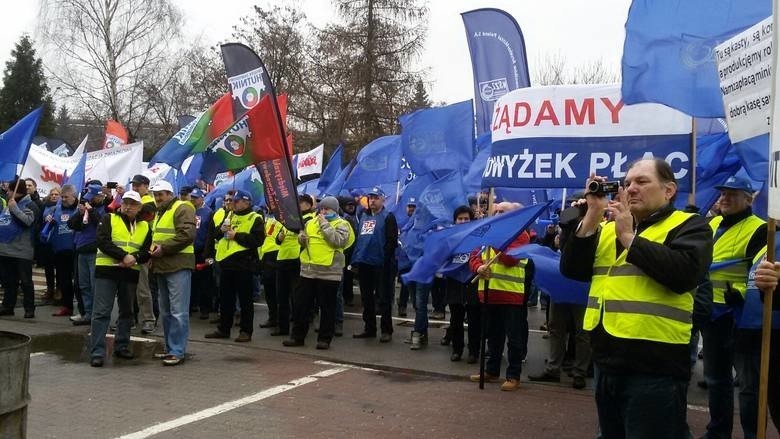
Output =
[
  {"x1": 484, "y1": 134, "x2": 692, "y2": 191},
  {"x1": 317, "y1": 144, "x2": 343, "y2": 194},
  {"x1": 417, "y1": 171, "x2": 468, "y2": 223},
  {"x1": 344, "y1": 136, "x2": 402, "y2": 189},
  {"x1": 399, "y1": 100, "x2": 474, "y2": 176},
  {"x1": 0, "y1": 107, "x2": 43, "y2": 180},
  {"x1": 321, "y1": 160, "x2": 354, "y2": 197},
  {"x1": 462, "y1": 8, "x2": 530, "y2": 135},
  {"x1": 621, "y1": 0, "x2": 769, "y2": 117}
]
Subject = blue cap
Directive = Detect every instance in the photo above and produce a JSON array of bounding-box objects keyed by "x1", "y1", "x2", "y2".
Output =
[
  {"x1": 234, "y1": 190, "x2": 252, "y2": 203},
  {"x1": 407, "y1": 197, "x2": 417, "y2": 206},
  {"x1": 715, "y1": 176, "x2": 754, "y2": 194},
  {"x1": 82, "y1": 183, "x2": 103, "y2": 202},
  {"x1": 367, "y1": 186, "x2": 385, "y2": 197},
  {"x1": 190, "y1": 188, "x2": 205, "y2": 198}
]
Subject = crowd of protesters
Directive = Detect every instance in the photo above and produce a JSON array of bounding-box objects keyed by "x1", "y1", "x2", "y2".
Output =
[{"x1": 0, "y1": 157, "x2": 778, "y2": 437}]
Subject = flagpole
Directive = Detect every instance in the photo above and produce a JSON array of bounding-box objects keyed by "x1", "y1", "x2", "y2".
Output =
[
  {"x1": 688, "y1": 117, "x2": 697, "y2": 207},
  {"x1": 561, "y1": 188, "x2": 568, "y2": 212},
  {"x1": 478, "y1": 186, "x2": 496, "y2": 390},
  {"x1": 757, "y1": 218, "x2": 776, "y2": 439}
]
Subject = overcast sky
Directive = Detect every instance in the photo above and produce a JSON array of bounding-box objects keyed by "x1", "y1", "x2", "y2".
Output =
[{"x1": 0, "y1": 0, "x2": 630, "y2": 105}]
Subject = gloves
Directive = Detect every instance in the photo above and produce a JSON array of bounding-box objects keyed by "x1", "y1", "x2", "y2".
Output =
[{"x1": 723, "y1": 282, "x2": 745, "y2": 307}]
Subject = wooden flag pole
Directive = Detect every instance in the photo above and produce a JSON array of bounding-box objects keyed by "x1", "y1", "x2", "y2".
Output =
[
  {"x1": 757, "y1": 218, "x2": 776, "y2": 439},
  {"x1": 688, "y1": 117, "x2": 697, "y2": 207}
]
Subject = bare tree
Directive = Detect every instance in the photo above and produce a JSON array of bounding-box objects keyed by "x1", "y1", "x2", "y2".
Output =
[
  {"x1": 37, "y1": 0, "x2": 183, "y2": 141},
  {"x1": 533, "y1": 52, "x2": 619, "y2": 86}
]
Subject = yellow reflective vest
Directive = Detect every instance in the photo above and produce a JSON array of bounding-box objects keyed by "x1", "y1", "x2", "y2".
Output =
[
  {"x1": 299, "y1": 217, "x2": 355, "y2": 266},
  {"x1": 152, "y1": 199, "x2": 194, "y2": 254},
  {"x1": 584, "y1": 211, "x2": 695, "y2": 344},
  {"x1": 96, "y1": 213, "x2": 149, "y2": 271},
  {"x1": 141, "y1": 193, "x2": 155, "y2": 206},
  {"x1": 477, "y1": 247, "x2": 527, "y2": 297},
  {"x1": 215, "y1": 211, "x2": 259, "y2": 262},
  {"x1": 276, "y1": 212, "x2": 314, "y2": 261},
  {"x1": 708, "y1": 214, "x2": 765, "y2": 304},
  {"x1": 259, "y1": 217, "x2": 281, "y2": 259}
]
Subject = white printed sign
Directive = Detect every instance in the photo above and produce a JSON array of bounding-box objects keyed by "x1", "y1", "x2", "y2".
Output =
[
  {"x1": 770, "y1": 11, "x2": 780, "y2": 219},
  {"x1": 294, "y1": 144, "x2": 323, "y2": 178},
  {"x1": 716, "y1": 17, "x2": 773, "y2": 144}
]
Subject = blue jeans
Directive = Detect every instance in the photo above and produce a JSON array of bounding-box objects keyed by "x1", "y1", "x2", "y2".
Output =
[
  {"x1": 157, "y1": 270, "x2": 191, "y2": 359},
  {"x1": 485, "y1": 304, "x2": 528, "y2": 380},
  {"x1": 701, "y1": 314, "x2": 735, "y2": 439},
  {"x1": 595, "y1": 370, "x2": 689, "y2": 439},
  {"x1": 77, "y1": 252, "x2": 96, "y2": 319},
  {"x1": 411, "y1": 282, "x2": 431, "y2": 334},
  {"x1": 90, "y1": 277, "x2": 135, "y2": 359}
]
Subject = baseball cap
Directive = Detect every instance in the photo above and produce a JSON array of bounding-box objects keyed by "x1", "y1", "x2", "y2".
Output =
[
  {"x1": 234, "y1": 190, "x2": 252, "y2": 203},
  {"x1": 179, "y1": 185, "x2": 193, "y2": 195},
  {"x1": 714, "y1": 176, "x2": 754, "y2": 194},
  {"x1": 130, "y1": 174, "x2": 150, "y2": 185},
  {"x1": 367, "y1": 186, "x2": 385, "y2": 197},
  {"x1": 299, "y1": 193, "x2": 314, "y2": 205},
  {"x1": 82, "y1": 183, "x2": 104, "y2": 202},
  {"x1": 407, "y1": 197, "x2": 417, "y2": 207},
  {"x1": 122, "y1": 190, "x2": 142, "y2": 203},
  {"x1": 150, "y1": 180, "x2": 174, "y2": 193},
  {"x1": 190, "y1": 188, "x2": 205, "y2": 198}
]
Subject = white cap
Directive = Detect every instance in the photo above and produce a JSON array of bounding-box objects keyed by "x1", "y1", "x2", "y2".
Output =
[
  {"x1": 150, "y1": 180, "x2": 174, "y2": 193},
  {"x1": 122, "y1": 190, "x2": 142, "y2": 203}
]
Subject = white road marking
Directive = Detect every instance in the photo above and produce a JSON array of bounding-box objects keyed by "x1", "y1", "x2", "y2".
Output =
[
  {"x1": 115, "y1": 366, "x2": 348, "y2": 439},
  {"x1": 105, "y1": 334, "x2": 157, "y2": 343},
  {"x1": 30, "y1": 352, "x2": 46, "y2": 357},
  {"x1": 687, "y1": 404, "x2": 709, "y2": 413},
  {"x1": 314, "y1": 359, "x2": 379, "y2": 373}
]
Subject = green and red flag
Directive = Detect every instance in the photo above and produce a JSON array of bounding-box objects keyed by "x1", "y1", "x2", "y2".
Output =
[{"x1": 150, "y1": 93, "x2": 233, "y2": 169}]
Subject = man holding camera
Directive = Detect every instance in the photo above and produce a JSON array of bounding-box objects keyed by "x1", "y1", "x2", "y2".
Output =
[{"x1": 561, "y1": 159, "x2": 713, "y2": 438}]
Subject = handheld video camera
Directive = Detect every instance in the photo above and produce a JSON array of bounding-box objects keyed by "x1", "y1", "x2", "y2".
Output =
[{"x1": 587, "y1": 180, "x2": 620, "y2": 196}]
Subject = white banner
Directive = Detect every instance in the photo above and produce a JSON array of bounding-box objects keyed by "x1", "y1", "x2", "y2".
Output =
[
  {"x1": 491, "y1": 84, "x2": 691, "y2": 142},
  {"x1": 294, "y1": 143, "x2": 324, "y2": 178},
  {"x1": 21, "y1": 141, "x2": 144, "y2": 197},
  {"x1": 716, "y1": 16, "x2": 773, "y2": 144},
  {"x1": 770, "y1": 10, "x2": 780, "y2": 219}
]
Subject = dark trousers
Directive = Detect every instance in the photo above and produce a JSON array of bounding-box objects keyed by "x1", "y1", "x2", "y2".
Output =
[
  {"x1": 397, "y1": 268, "x2": 413, "y2": 308},
  {"x1": 357, "y1": 263, "x2": 395, "y2": 335},
  {"x1": 700, "y1": 314, "x2": 735, "y2": 439},
  {"x1": 90, "y1": 276, "x2": 135, "y2": 359},
  {"x1": 734, "y1": 347, "x2": 780, "y2": 438},
  {"x1": 431, "y1": 276, "x2": 446, "y2": 313},
  {"x1": 292, "y1": 277, "x2": 339, "y2": 342},
  {"x1": 485, "y1": 304, "x2": 528, "y2": 379},
  {"x1": 217, "y1": 270, "x2": 254, "y2": 335},
  {"x1": 450, "y1": 303, "x2": 481, "y2": 356},
  {"x1": 274, "y1": 261, "x2": 299, "y2": 334},
  {"x1": 595, "y1": 368, "x2": 689, "y2": 439},
  {"x1": 341, "y1": 266, "x2": 354, "y2": 305},
  {"x1": 55, "y1": 251, "x2": 76, "y2": 312},
  {"x1": 192, "y1": 250, "x2": 216, "y2": 313},
  {"x1": 546, "y1": 301, "x2": 592, "y2": 378},
  {"x1": 0, "y1": 256, "x2": 35, "y2": 312},
  {"x1": 261, "y1": 269, "x2": 278, "y2": 324}
]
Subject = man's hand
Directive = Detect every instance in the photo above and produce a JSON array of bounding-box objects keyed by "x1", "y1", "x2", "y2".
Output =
[
  {"x1": 45, "y1": 214, "x2": 53, "y2": 223},
  {"x1": 476, "y1": 264, "x2": 491, "y2": 279},
  {"x1": 121, "y1": 254, "x2": 137, "y2": 267},
  {"x1": 576, "y1": 173, "x2": 609, "y2": 237},
  {"x1": 298, "y1": 230, "x2": 309, "y2": 246},
  {"x1": 608, "y1": 187, "x2": 634, "y2": 248},
  {"x1": 755, "y1": 260, "x2": 780, "y2": 294},
  {"x1": 7, "y1": 199, "x2": 16, "y2": 210},
  {"x1": 225, "y1": 229, "x2": 236, "y2": 240},
  {"x1": 149, "y1": 243, "x2": 163, "y2": 258}
]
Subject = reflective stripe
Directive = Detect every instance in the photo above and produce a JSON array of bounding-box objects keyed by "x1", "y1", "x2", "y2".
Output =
[
  {"x1": 710, "y1": 280, "x2": 730, "y2": 290},
  {"x1": 712, "y1": 264, "x2": 750, "y2": 276},
  {"x1": 593, "y1": 267, "x2": 609, "y2": 275},
  {"x1": 155, "y1": 227, "x2": 175, "y2": 234},
  {"x1": 608, "y1": 265, "x2": 645, "y2": 276},
  {"x1": 587, "y1": 296, "x2": 600, "y2": 309},
  {"x1": 489, "y1": 273, "x2": 524, "y2": 283},
  {"x1": 604, "y1": 300, "x2": 691, "y2": 324}
]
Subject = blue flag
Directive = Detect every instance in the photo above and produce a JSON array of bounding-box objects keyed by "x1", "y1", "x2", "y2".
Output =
[
  {"x1": 233, "y1": 166, "x2": 266, "y2": 207},
  {"x1": 463, "y1": 133, "x2": 491, "y2": 193},
  {"x1": 297, "y1": 178, "x2": 320, "y2": 196},
  {"x1": 392, "y1": 172, "x2": 436, "y2": 229},
  {"x1": 732, "y1": 134, "x2": 768, "y2": 182},
  {"x1": 317, "y1": 144, "x2": 343, "y2": 194},
  {"x1": 505, "y1": 244, "x2": 589, "y2": 305},
  {"x1": 63, "y1": 151, "x2": 88, "y2": 193},
  {"x1": 416, "y1": 171, "x2": 468, "y2": 222},
  {"x1": 0, "y1": 107, "x2": 43, "y2": 179},
  {"x1": 403, "y1": 202, "x2": 550, "y2": 284},
  {"x1": 462, "y1": 8, "x2": 530, "y2": 135},
  {"x1": 399, "y1": 100, "x2": 475, "y2": 176},
  {"x1": 184, "y1": 154, "x2": 204, "y2": 185},
  {"x1": 344, "y1": 136, "x2": 402, "y2": 189},
  {"x1": 321, "y1": 159, "x2": 354, "y2": 197},
  {"x1": 621, "y1": 0, "x2": 769, "y2": 117}
]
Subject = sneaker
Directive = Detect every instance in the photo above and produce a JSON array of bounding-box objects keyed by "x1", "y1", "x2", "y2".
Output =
[
  {"x1": 470, "y1": 373, "x2": 501, "y2": 383},
  {"x1": 162, "y1": 355, "x2": 183, "y2": 366},
  {"x1": 234, "y1": 332, "x2": 252, "y2": 342},
  {"x1": 501, "y1": 378, "x2": 520, "y2": 391},
  {"x1": 140, "y1": 320, "x2": 155, "y2": 334},
  {"x1": 23, "y1": 311, "x2": 35, "y2": 319},
  {"x1": 528, "y1": 371, "x2": 561, "y2": 383},
  {"x1": 205, "y1": 330, "x2": 230, "y2": 339},
  {"x1": 114, "y1": 349, "x2": 134, "y2": 359},
  {"x1": 410, "y1": 331, "x2": 427, "y2": 350},
  {"x1": 334, "y1": 321, "x2": 343, "y2": 337},
  {"x1": 69, "y1": 313, "x2": 82, "y2": 322},
  {"x1": 379, "y1": 333, "x2": 392, "y2": 343},
  {"x1": 450, "y1": 352, "x2": 462, "y2": 362},
  {"x1": 316, "y1": 341, "x2": 330, "y2": 350},
  {"x1": 152, "y1": 352, "x2": 168, "y2": 359},
  {"x1": 572, "y1": 376, "x2": 587, "y2": 389},
  {"x1": 90, "y1": 357, "x2": 104, "y2": 367},
  {"x1": 282, "y1": 338, "x2": 304, "y2": 347}
]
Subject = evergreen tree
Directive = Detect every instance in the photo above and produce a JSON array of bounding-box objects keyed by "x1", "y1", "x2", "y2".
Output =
[
  {"x1": 0, "y1": 35, "x2": 55, "y2": 135},
  {"x1": 408, "y1": 80, "x2": 431, "y2": 111}
]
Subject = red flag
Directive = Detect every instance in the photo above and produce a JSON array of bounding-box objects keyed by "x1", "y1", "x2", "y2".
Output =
[
  {"x1": 246, "y1": 94, "x2": 288, "y2": 162},
  {"x1": 103, "y1": 120, "x2": 129, "y2": 149}
]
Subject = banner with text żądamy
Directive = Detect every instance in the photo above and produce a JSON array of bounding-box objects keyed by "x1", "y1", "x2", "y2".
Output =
[{"x1": 484, "y1": 84, "x2": 692, "y2": 190}]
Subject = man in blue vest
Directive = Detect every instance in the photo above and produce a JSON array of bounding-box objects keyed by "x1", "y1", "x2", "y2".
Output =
[
  {"x1": 0, "y1": 177, "x2": 40, "y2": 318},
  {"x1": 702, "y1": 175, "x2": 768, "y2": 439},
  {"x1": 561, "y1": 159, "x2": 713, "y2": 438},
  {"x1": 351, "y1": 186, "x2": 398, "y2": 342}
]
